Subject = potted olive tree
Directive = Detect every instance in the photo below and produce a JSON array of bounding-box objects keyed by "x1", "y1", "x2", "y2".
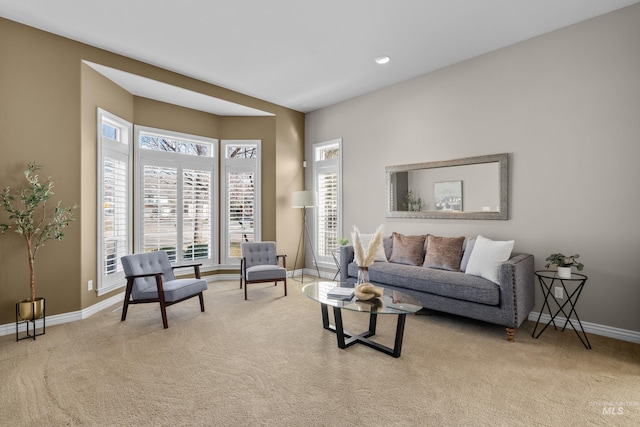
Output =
[{"x1": 0, "y1": 162, "x2": 77, "y2": 322}]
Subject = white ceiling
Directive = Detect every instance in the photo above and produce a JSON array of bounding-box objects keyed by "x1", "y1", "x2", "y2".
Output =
[{"x1": 2, "y1": 0, "x2": 638, "y2": 114}]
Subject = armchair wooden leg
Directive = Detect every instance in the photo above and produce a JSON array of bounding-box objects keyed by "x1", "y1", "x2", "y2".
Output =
[
  {"x1": 283, "y1": 278, "x2": 287, "y2": 297},
  {"x1": 199, "y1": 293, "x2": 205, "y2": 312},
  {"x1": 121, "y1": 279, "x2": 133, "y2": 322},
  {"x1": 121, "y1": 299, "x2": 130, "y2": 321},
  {"x1": 159, "y1": 303, "x2": 169, "y2": 329},
  {"x1": 240, "y1": 259, "x2": 244, "y2": 289}
]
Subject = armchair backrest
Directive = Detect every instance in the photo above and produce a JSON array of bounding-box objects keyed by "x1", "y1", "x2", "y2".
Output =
[
  {"x1": 121, "y1": 251, "x2": 176, "y2": 298},
  {"x1": 241, "y1": 242, "x2": 278, "y2": 269}
]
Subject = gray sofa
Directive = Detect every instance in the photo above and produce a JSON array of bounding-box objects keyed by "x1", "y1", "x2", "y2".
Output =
[{"x1": 340, "y1": 239, "x2": 535, "y2": 341}]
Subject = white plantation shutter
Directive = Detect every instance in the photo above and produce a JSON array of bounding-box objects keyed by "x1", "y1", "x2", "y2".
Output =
[
  {"x1": 135, "y1": 126, "x2": 217, "y2": 266},
  {"x1": 182, "y1": 169, "x2": 212, "y2": 262},
  {"x1": 102, "y1": 157, "x2": 128, "y2": 276},
  {"x1": 97, "y1": 109, "x2": 132, "y2": 295},
  {"x1": 313, "y1": 139, "x2": 342, "y2": 265},
  {"x1": 221, "y1": 140, "x2": 261, "y2": 264},
  {"x1": 317, "y1": 171, "x2": 338, "y2": 257},
  {"x1": 227, "y1": 170, "x2": 255, "y2": 258},
  {"x1": 143, "y1": 165, "x2": 179, "y2": 261}
]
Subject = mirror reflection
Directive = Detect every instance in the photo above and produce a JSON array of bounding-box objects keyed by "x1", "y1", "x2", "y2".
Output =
[{"x1": 386, "y1": 153, "x2": 509, "y2": 220}]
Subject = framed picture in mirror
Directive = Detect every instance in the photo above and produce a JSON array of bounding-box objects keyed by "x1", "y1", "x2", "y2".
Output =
[{"x1": 434, "y1": 181, "x2": 462, "y2": 212}]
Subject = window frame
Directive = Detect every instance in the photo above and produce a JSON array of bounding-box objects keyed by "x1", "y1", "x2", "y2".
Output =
[
  {"x1": 134, "y1": 125, "x2": 219, "y2": 268},
  {"x1": 312, "y1": 138, "x2": 342, "y2": 268},
  {"x1": 220, "y1": 140, "x2": 262, "y2": 266},
  {"x1": 96, "y1": 108, "x2": 133, "y2": 296}
]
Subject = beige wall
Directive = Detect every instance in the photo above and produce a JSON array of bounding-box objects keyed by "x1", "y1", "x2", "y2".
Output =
[
  {"x1": 80, "y1": 63, "x2": 134, "y2": 310},
  {"x1": 273, "y1": 108, "x2": 307, "y2": 271},
  {"x1": 133, "y1": 97, "x2": 220, "y2": 138},
  {"x1": 219, "y1": 116, "x2": 278, "y2": 242},
  {"x1": 0, "y1": 18, "x2": 304, "y2": 324},
  {"x1": 305, "y1": 5, "x2": 640, "y2": 332},
  {"x1": 0, "y1": 18, "x2": 84, "y2": 319}
]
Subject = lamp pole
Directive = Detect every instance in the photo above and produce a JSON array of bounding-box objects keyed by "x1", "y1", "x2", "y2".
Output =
[{"x1": 292, "y1": 191, "x2": 320, "y2": 282}]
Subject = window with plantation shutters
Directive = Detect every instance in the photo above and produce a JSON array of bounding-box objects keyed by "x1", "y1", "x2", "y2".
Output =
[
  {"x1": 97, "y1": 109, "x2": 132, "y2": 295},
  {"x1": 135, "y1": 126, "x2": 217, "y2": 266},
  {"x1": 221, "y1": 140, "x2": 261, "y2": 265},
  {"x1": 102, "y1": 158, "x2": 128, "y2": 275},
  {"x1": 182, "y1": 169, "x2": 212, "y2": 262},
  {"x1": 317, "y1": 171, "x2": 338, "y2": 257},
  {"x1": 313, "y1": 139, "x2": 342, "y2": 265},
  {"x1": 227, "y1": 170, "x2": 255, "y2": 255},
  {"x1": 142, "y1": 165, "x2": 179, "y2": 260}
]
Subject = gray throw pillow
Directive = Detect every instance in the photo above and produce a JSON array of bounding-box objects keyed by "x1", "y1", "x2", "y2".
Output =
[
  {"x1": 460, "y1": 238, "x2": 476, "y2": 272},
  {"x1": 383, "y1": 235, "x2": 393, "y2": 261}
]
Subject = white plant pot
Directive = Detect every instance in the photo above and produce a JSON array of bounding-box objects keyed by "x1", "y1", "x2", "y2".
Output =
[{"x1": 557, "y1": 266, "x2": 572, "y2": 279}]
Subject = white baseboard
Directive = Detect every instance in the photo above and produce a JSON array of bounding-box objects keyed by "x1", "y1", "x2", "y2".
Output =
[
  {"x1": 528, "y1": 312, "x2": 640, "y2": 344},
  {"x1": 289, "y1": 268, "x2": 338, "y2": 280},
  {"x1": 211, "y1": 273, "x2": 241, "y2": 282},
  {"x1": 16, "y1": 278, "x2": 636, "y2": 344},
  {"x1": 2, "y1": 292, "x2": 125, "y2": 338},
  {"x1": 0, "y1": 275, "x2": 227, "y2": 338},
  {"x1": 288, "y1": 268, "x2": 307, "y2": 278}
]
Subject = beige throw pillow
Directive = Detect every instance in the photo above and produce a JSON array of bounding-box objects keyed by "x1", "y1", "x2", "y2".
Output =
[
  {"x1": 423, "y1": 235, "x2": 465, "y2": 271},
  {"x1": 389, "y1": 232, "x2": 426, "y2": 266}
]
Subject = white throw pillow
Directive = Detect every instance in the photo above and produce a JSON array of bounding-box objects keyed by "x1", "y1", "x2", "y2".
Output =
[
  {"x1": 464, "y1": 235, "x2": 514, "y2": 284},
  {"x1": 356, "y1": 233, "x2": 388, "y2": 263}
]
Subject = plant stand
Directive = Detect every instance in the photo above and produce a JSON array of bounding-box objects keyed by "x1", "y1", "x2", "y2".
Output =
[{"x1": 15, "y1": 298, "x2": 46, "y2": 341}]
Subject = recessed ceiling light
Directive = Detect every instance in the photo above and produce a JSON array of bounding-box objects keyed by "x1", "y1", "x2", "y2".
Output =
[{"x1": 375, "y1": 55, "x2": 390, "y2": 65}]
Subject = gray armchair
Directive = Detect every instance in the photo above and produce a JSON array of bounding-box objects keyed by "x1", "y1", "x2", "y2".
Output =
[
  {"x1": 240, "y1": 242, "x2": 287, "y2": 300},
  {"x1": 120, "y1": 251, "x2": 208, "y2": 328}
]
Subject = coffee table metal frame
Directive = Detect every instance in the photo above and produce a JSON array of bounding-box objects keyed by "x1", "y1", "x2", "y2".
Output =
[{"x1": 303, "y1": 282, "x2": 421, "y2": 358}]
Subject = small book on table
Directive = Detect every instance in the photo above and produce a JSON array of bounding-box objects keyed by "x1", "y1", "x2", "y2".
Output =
[{"x1": 327, "y1": 286, "x2": 354, "y2": 300}]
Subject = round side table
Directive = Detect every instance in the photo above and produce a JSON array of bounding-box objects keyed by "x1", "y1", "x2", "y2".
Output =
[{"x1": 532, "y1": 270, "x2": 591, "y2": 349}]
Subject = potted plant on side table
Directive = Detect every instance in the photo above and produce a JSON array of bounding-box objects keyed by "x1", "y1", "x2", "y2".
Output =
[
  {"x1": 0, "y1": 162, "x2": 77, "y2": 339},
  {"x1": 545, "y1": 253, "x2": 584, "y2": 279}
]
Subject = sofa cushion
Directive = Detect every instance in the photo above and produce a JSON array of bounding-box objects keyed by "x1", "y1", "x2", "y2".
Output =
[
  {"x1": 389, "y1": 232, "x2": 426, "y2": 266},
  {"x1": 423, "y1": 235, "x2": 465, "y2": 271},
  {"x1": 465, "y1": 235, "x2": 514, "y2": 284},
  {"x1": 365, "y1": 262, "x2": 499, "y2": 305},
  {"x1": 134, "y1": 278, "x2": 208, "y2": 302},
  {"x1": 246, "y1": 265, "x2": 287, "y2": 282}
]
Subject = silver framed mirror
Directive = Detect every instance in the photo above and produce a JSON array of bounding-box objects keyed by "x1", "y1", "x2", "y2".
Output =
[{"x1": 386, "y1": 153, "x2": 509, "y2": 220}]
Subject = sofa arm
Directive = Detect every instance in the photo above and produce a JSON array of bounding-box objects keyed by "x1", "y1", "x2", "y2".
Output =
[
  {"x1": 499, "y1": 254, "x2": 535, "y2": 327},
  {"x1": 340, "y1": 245, "x2": 355, "y2": 282}
]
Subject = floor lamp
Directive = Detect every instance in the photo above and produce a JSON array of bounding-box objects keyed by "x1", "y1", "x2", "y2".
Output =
[{"x1": 292, "y1": 190, "x2": 320, "y2": 283}]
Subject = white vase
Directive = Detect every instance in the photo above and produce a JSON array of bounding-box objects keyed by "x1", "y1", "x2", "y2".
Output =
[{"x1": 557, "y1": 266, "x2": 572, "y2": 279}]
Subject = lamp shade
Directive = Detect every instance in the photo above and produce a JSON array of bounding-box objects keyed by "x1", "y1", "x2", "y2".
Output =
[{"x1": 292, "y1": 190, "x2": 316, "y2": 208}]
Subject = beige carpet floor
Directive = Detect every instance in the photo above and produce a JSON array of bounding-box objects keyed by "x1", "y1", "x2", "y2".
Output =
[{"x1": 1, "y1": 278, "x2": 639, "y2": 426}]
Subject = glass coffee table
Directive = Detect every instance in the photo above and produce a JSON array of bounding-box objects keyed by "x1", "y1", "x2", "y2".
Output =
[{"x1": 302, "y1": 281, "x2": 422, "y2": 358}]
